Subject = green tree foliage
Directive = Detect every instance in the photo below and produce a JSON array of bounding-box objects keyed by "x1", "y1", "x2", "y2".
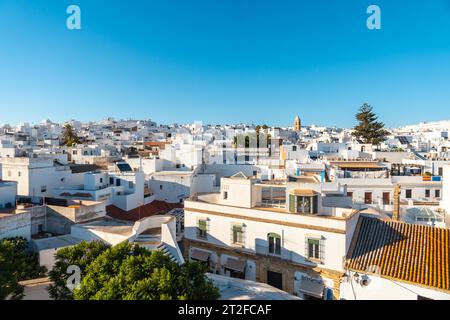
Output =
[
  {"x1": 72, "y1": 241, "x2": 220, "y2": 300},
  {"x1": 48, "y1": 240, "x2": 109, "y2": 300},
  {"x1": 0, "y1": 237, "x2": 46, "y2": 300},
  {"x1": 0, "y1": 241, "x2": 24, "y2": 300},
  {"x1": 62, "y1": 124, "x2": 80, "y2": 146},
  {"x1": 3, "y1": 237, "x2": 46, "y2": 280},
  {"x1": 351, "y1": 104, "x2": 390, "y2": 145}
]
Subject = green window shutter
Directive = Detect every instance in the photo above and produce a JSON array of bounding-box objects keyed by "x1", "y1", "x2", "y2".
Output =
[
  {"x1": 312, "y1": 195, "x2": 318, "y2": 213},
  {"x1": 289, "y1": 194, "x2": 295, "y2": 212},
  {"x1": 233, "y1": 225, "x2": 242, "y2": 233},
  {"x1": 268, "y1": 232, "x2": 281, "y2": 239},
  {"x1": 231, "y1": 224, "x2": 244, "y2": 244},
  {"x1": 306, "y1": 238, "x2": 322, "y2": 260},
  {"x1": 198, "y1": 220, "x2": 207, "y2": 231}
]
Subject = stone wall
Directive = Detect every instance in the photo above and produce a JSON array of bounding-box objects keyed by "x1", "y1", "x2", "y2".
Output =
[{"x1": 0, "y1": 211, "x2": 31, "y2": 240}]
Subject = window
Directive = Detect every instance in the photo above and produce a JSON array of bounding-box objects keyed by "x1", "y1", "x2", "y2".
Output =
[
  {"x1": 159, "y1": 185, "x2": 163, "y2": 190},
  {"x1": 268, "y1": 233, "x2": 281, "y2": 255},
  {"x1": 116, "y1": 179, "x2": 121, "y2": 187},
  {"x1": 223, "y1": 191, "x2": 228, "y2": 200},
  {"x1": 382, "y1": 192, "x2": 390, "y2": 205},
  {"x1": 129, "y1": 181, "x2": 133, "y2": 188},
  {"x1": 405, "y1": 189, "x2": 412, "y2": 199},
  {"x1": 295, "y1": 195, "x2": 318, "y2": 214},
  {"x1": 100, "y1": 178, "x2": 103, "y2": 183},
  {"x1": 364, "y1": 192, "x2": 372, "y2": 204},
  {"x1": 109, "y1": 177, "x2": 114, "y2": 185},
  {"x1": 18, "y1": 171, "x2": 21, "y2": 177},
  {"x1": 292, "y1": 146, "x2": 297, "y2": 151},
  {"x1": 197, "y1": 219, "x2": 208, "y2": 239},
  {"x1": 41, "y1": 185, "x2": 47, "y2": 193},
  {"x1": 231, "y1": 224, "x2": 244, "y2": 245},
  {"x1": 347, "y1": 192, "x2": 353, "y2": 198},
  {"x1": 435, "y1": 189, "x2": 441, "y2": 198},
  {"x1": 307, "y1": 238, "x2": 321, "y2": 261},
  {"x1": 425, "y1": 189, "x2": 430, "y2": 198},
  {"x1": 438, "y1": 167, "x2": 443, "y2": 176}
]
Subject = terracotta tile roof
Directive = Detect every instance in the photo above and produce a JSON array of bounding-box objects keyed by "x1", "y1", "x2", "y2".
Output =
[
  {"x1": 106, "y1": 200, "x2": 182, "y2": 221},
  {"x1": 346, "y1": 216, "x2": 450, "y2": 292}
]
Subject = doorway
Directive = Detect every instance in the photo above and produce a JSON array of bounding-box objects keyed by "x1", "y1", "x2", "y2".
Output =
[
  {"x1": 267, "y1": 270, "x2": 283, "y2": 290},
  {"x1": 382, "y1": 192, "x2": 390, "y2": 205}
]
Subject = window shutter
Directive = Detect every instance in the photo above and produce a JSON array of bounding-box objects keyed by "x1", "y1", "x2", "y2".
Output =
[
  {"x1": 198, "y1": 219, "x2": 207, "y2": 231},
  {"x1": 231, "y1": 224, "x2": 245, "y2": 245},
  {"x1": 305, "y1": 237, "x2": 309, "y2": 259},
  {"x1": 305, "y1": 237, "x2": 323, "y2": 262},
  {"x1": 319, "y1": 237, "x2": 326, "y2": 264},
  {"x1": 289, "y1": 194, "x2": 295, "y2": 212}
]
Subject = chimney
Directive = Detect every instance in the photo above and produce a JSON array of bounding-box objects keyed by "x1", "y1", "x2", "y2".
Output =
[{"x1": 392, "y1": 184, "x2": 401, "y2": 220}]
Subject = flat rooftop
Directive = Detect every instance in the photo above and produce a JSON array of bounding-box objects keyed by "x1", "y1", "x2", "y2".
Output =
[
  {"x1": 33, "y1": 234, "x2": 84, "y2": 251},
  {"x1": 150, "y1": 170, "x2": 194, "y2": 176},
  {"x1": 73, "y1": 217, "x2": 134, "y2": 235}
]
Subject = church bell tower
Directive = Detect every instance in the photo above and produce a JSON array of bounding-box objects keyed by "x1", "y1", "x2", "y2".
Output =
[{"x1": 294, "y1": 115, "x2": 301, "y2": 131}]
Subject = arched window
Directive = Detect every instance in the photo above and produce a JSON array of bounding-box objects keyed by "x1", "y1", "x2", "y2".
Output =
[{"x1": 268, "y1": 232, "x2": 281, "y2": 255}]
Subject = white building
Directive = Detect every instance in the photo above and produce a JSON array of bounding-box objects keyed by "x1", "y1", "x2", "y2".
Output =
[
  {"x1": 0, "y1": 156, "x2": 85, "y2": 199},
  {"x1": 148, "y1": 170, "x2": 215, "y2": 204},
  {"x1": 53, "y1": 162, "x2": 149, "y2": 212},
  {"x1": 183, "y1": 172, "x2": 360, "y2": 299}
]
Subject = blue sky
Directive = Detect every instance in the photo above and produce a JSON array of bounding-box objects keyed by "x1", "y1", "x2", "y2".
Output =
[{"x1": 0, "y1": 0, "x2": 449, "y2": 128}]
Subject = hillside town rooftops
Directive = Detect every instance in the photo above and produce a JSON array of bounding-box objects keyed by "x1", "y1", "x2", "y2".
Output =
[{"x1": 346, "y1": 216, "x2": 450, "y2": 292}]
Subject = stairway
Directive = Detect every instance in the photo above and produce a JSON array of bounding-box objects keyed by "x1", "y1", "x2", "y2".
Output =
[{"x1": 157, "y1": 243, "x2": 179, "y2": 264}]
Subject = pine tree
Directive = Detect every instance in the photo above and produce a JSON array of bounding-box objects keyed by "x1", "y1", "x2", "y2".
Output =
[
  {"x1": 62, "y1": 124, "x2": 80, "y2": 146},
  {"x1": 351, "y1": 103, "x2": 389, "y2": 146}
]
